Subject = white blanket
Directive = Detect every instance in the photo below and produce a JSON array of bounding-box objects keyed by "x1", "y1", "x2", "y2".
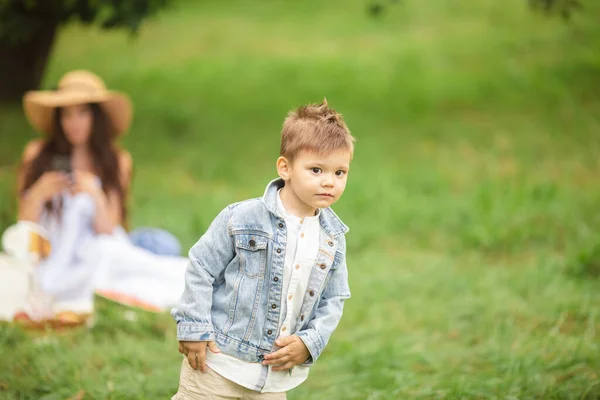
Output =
[{"x1": 0, "y1": 253, "x2": 30, "y2": 320}]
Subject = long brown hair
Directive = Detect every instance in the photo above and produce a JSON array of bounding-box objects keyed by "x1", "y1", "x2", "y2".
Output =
[{"x1": 21, "y1": 103, "x2": 127, "y2": 221}]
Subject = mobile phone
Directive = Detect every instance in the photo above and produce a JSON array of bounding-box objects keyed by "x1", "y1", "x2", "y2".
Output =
[{"x1": 51, "y1": 155, "x2": 73, "y2": 182}]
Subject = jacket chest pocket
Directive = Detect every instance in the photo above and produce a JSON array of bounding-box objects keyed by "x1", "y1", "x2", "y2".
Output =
[{"x1": 234, "y1": 234, "x2": 268, "y2": 279}]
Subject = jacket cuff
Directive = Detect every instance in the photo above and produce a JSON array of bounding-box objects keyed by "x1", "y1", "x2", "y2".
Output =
[
  {"x1": 176, "y1": 322, "x2": 215, "y2": 342},
  {"x1": 296, "y1": 330, "x2": 324, "y2": 367}
]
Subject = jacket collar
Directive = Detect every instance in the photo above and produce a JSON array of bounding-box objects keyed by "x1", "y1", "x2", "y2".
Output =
[{"x1": 262, "y1": 178, "x2": 349, "y2": 237}]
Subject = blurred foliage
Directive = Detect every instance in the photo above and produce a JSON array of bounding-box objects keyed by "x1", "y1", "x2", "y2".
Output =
[
  {"x1": 529, "y1": 0, "x2": 582, "y2": 19},
  {"x1": 0, "y1": 0, "x2": 172, "y2": 45},
  {"x1": 368, "y1": 0, "x2": 582, "y2": 19}
]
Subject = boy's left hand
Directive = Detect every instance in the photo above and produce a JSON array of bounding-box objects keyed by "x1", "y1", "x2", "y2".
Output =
[{"x1": 262, "y1": 335, "x2": 310, "y2": 371}]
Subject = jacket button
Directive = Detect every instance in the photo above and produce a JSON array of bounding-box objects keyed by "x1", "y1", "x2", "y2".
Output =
[
  {"x1": 273, "y1": 277, "x2": 279, "y2": 282},
  {"x1": 271, "y1": 304, "x2": 277, "y2": 309},
  {"x1": 300, "y1": 314, "x2": 304, "y2": 321},
  {"x1": 328, "y1": 241, "x2": 334, "y2": 247},
  {"x1": 267, "y1": 330, "x2": 273, "y2": 335},
  {"x1": 309, "y1": 290, "x2": 315, "y2": 297},
  {"x1": 278, "y1": 223, "x2": 284, "y2": 228},
  {"x1": 249, "y1": 239, "x2": 256, "y2": 247},
  {"x1": 276, "y1": 248, "x2": 282, "y2": 254},
  {"x1": 319, "y1": 263, "x2": 326, "y2": 270}
]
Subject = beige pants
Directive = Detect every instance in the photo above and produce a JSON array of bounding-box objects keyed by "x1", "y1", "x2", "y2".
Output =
[{"x1": 172, "y1": 358, "x2": 287, "y2": 400}]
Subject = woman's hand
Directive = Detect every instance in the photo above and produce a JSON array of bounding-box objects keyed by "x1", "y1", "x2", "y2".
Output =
[
  {"x1": 71, "y1": 170, "x2": 102, "y2": 198},
  {"x1": 27, "y1": 171, "x2": 71, "y2": 203},
  {"x1": 71, "y1": 170, "x2": 122, "y2": 234},
  {"x1": 18, "y1": 171, "x2": 70, "y2": 222}
]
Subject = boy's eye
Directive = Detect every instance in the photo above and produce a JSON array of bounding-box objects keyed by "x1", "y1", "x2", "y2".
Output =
[
  {"x1": 311, "y1": 167, "x2": 322, "y2": 174},
  {"x1": 335, "y1": 170, "x2": 346, "y2": 176}
]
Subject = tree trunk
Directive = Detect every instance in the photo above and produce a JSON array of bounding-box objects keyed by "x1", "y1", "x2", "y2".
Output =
[{"x1": 0, "y1": 22, "x2": 59, "y2": 104}]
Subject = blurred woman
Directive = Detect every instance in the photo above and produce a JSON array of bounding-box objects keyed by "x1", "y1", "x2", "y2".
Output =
[{"x1": 10, "y1": 70, "x2": 187, "y2": 327}]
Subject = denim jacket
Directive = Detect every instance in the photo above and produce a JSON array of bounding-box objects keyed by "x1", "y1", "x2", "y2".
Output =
[{"x1": 171, "y1": 178, "x2": 350, "y2": 366}]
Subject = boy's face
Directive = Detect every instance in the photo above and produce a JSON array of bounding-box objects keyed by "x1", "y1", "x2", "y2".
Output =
[{"x1": 278, "y1": 149, "x2": 351, "y2": 214}]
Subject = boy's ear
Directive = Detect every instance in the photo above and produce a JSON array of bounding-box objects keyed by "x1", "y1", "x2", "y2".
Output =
[{"x1": 276, "y1": 156, "x2": 291, "y2": 181}]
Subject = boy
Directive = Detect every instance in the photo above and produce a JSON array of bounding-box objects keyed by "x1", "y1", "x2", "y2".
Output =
[{"x1": 172, "y1": 100, "x2": 355, "y2": 399}]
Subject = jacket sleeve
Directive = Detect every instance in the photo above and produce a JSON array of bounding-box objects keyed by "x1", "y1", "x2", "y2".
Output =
[
  {"x1": 296, "y1": 238, "x2": 350, "y2": 365},
  {"x1": 171, "y1": 206, "x2": 236, "y2": 341}
]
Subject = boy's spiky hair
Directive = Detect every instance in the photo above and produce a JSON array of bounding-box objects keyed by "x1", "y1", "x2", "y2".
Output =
[{"x1": 280, "y1": 99, "x2": 355, "y2": 161}]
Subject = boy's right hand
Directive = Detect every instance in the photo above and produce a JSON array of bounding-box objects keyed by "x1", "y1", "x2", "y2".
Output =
[{"x1": 178, "y1": 340, "x2": 221, "y2": 372}]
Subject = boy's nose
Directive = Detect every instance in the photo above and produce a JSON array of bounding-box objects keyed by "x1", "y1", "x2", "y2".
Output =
[{"x1": 322, "y1": 176, "x2": 334, "y2": 187}]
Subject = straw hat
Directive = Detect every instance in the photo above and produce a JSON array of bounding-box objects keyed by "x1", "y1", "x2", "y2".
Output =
[{"x1": 23, "y1": 70, "x2": 132, "y2": 136}]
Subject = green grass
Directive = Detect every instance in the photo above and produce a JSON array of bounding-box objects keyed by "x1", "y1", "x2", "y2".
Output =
[{"x1": 1, "y1": 0, "x2": 600, "y2": 398}]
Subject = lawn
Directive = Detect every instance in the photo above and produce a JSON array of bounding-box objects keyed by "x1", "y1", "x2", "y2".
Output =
[{"x1": 1, "y1": 0, "x2": 599, "y2": 398}]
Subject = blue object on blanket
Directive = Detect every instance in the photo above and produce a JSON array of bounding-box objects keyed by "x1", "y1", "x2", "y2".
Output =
[{"x1": 129, "y1": 227, "x2": 182, "y2": 256}]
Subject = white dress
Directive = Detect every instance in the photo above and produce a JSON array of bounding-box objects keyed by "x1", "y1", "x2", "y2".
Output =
[{"x1": 34, "y1": 184, "x2": 188, "y2": 314}]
